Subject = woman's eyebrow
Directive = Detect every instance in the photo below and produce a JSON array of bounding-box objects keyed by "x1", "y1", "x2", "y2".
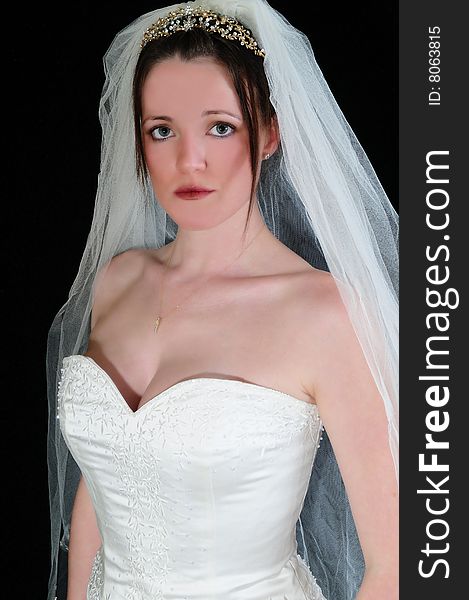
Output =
[
  {"x1": 142, "y1": 115, "x2": 173, "y2": 125},
  {"x1": 202, "y1": 110, "x2": 242, "y2": 121}
]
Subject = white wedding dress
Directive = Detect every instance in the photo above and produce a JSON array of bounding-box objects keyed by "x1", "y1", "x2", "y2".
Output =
[{"x1": 58, "y1": 354, "x2": 326, "y2": 600}]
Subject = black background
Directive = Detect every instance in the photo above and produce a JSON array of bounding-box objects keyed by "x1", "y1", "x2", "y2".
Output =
[{"x1": 4, "y1": 1, "x2": 397, "y2": 595}]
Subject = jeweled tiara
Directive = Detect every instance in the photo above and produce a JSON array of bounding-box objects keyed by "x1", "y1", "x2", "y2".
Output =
[{"x1": 141, "y1": 4, "x2": 265, "y2": 57}]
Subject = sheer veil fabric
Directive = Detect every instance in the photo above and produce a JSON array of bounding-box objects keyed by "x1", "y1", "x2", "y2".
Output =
[{"x1": 46, "y1": 1, "x2": 398, "y2": 599}]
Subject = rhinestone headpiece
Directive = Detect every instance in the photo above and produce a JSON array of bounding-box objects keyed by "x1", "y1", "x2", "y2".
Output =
[{"x1": 141, "y1": 4, "x2": 265, "y2": 58}]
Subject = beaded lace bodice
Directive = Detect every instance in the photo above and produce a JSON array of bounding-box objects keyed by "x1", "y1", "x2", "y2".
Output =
[{"x1": 58, "y1": 354, "x2": 326, "y2": 600}]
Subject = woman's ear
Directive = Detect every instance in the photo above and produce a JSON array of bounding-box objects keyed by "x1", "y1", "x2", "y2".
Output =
[{"x1": 262, "y1": 115, "x2": 280, "y2": 159}]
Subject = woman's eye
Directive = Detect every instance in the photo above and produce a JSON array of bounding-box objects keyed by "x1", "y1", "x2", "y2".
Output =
[
  {"x1": 150, "y1": 126, "x2": 173, "y2": 141},
  {"x1": 210, "y1": 123, "x2": 235, "y2": 137}
]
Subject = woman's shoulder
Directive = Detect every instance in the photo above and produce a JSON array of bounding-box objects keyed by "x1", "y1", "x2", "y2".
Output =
[
  {"x1": 97, "y1": 246, "x2": 167, "y2": 285},
  {"x1": 292, "y1": 265, "x2": 353, "y2": 352},
  {"x1": 270, "y1": 240, "x2": 344, "y2": 324},
  {"x1": 311, "y1": 270, "x2": 346, "y2": 314},
  {"x1": 105, "y1": 246, "x2": 156, "y2": 274},
  {"x1": 291, "y1": 263, "x2": 342, "y2": 314}
]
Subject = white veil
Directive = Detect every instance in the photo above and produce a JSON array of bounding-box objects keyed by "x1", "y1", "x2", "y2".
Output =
[{"x1": 46, "y1": 1, "x2": 398, "y2": 598}]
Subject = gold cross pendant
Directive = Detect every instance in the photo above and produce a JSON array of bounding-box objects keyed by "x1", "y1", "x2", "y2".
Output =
[{"x1": 154, "y1": 316, "x2": 162, "y2": 333}]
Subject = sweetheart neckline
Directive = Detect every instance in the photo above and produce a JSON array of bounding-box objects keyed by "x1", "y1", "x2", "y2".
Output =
[{"x1": 62, "y1": 354, "x2": 319, "y2": 417}]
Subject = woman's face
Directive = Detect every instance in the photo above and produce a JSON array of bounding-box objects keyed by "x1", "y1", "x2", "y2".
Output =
[{"x1": 141, "y1": 56, "x2": 265, "y2": 230}]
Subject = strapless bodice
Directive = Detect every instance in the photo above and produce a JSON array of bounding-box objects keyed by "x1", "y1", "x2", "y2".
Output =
[{"x1": 58, "y1": 354, "x2": 325, "y2": 599}]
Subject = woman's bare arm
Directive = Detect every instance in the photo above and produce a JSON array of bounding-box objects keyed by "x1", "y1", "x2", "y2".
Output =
[
  {"x1": 67, "y1": 474, "x2": 102, "y2": 600},
  {"x1": 306, "y1": 281, "x2": 398, "y2": 599}
]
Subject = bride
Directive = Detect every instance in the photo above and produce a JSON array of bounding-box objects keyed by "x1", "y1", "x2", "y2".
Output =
[{"x1": 47, "y1": 1, "x2": 399, "y2": 599}]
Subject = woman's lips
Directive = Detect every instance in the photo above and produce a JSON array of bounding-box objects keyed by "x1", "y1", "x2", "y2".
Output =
[{"x1": 174, "y1": 187, "x2": 215, "y2": 200}]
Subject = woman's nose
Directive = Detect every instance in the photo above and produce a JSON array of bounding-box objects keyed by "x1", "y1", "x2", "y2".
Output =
[{"x1": 176, "y1": 136, "x2": 207, "y2": 173}]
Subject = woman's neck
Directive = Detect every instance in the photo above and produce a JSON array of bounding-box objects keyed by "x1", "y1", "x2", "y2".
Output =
[{"x1": 167, "y1": 205, "x2": 271, "y2": 279}]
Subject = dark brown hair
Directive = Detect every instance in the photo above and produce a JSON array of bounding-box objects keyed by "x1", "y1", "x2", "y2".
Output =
[{"x1": 132, "y1": 27, "x2": 275, "y2": 233}]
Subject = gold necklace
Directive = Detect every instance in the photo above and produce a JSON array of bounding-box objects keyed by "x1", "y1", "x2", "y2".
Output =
[{"x1": 154, "y1": 225, "x2": 266, "y2": 333}]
